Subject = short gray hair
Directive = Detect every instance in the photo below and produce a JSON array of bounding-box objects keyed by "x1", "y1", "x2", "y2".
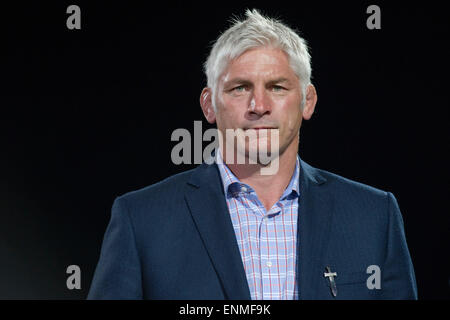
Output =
[{"x1": 204, "y1": 9, "x2": 312, "y2": 110}]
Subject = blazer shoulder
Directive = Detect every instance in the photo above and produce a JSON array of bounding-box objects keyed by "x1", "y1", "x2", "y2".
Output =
[
  {"x1": 314, "y1": 165, "x2": 389, "y2": 198},
  {"x1": 116, "y1": 167, "x2": 197, "y2": 206},
  {"x1": 306, "y1": 162, "x2": 395, "y2": 222}
]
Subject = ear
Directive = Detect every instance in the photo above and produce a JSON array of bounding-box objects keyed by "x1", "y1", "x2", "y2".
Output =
[
  {"x1": 302, "y1": 84, "x2": 318, "y2": 120},
  {"x1": 200, "y1": 87, "x2": 216, "y2": 124}
]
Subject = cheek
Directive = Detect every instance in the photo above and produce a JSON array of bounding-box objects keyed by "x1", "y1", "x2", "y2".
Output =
[
  {"x1": 216, "y1": 105, "x2": 240, "y2": 130},
  {"x1": 284, "y1": 117, "x2": 299, "y2": 137},
  {"x1": 221, "y1": 94, "x2": 248, "y2": 110},
  {"x1": 218, "y1": 97, "x2": 246, "y2": 125},
  {"x1": 280, "y1": 99, "x2": 302, "y2": 130}
]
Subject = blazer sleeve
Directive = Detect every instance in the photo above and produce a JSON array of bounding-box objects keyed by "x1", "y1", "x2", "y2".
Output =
[
  {"x1": 87, "y1": 197, "x2": 143, "y2": 299},
  {"x1": 381, "y1": 192, "x2": 418, "y2": 299}
]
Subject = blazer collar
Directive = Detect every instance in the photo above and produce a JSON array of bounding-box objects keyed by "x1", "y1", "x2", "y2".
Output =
[
  {"x1": 185, "y1": 157, "x2": 332, "y2": 300},
  {"x1": 296, "y1": 159, "x2": 334, "y2": 299},
  {"x1": 185, "y1": 162, "x2": 251, "y2": 299}
]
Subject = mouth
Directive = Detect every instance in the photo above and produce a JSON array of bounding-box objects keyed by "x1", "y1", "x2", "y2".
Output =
[{"x1": 243, "y1": 127, "x2": 277, "y2": 131}]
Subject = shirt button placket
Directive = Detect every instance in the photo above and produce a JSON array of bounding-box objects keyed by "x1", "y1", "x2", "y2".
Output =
[{"x1": 261, "y1": 215, "x2": 271, "y2": 299}]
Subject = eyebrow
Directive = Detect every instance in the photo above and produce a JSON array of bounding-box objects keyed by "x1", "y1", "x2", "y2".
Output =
[
  {"x1": 223, "y1": 78, "x2": 251, "y2": 87},
  {"x1": 224, "y1": 77, "x2": 292, "y2": 87},
  {"x1": 266, "y1": 77, "x2": 291, "y2": 85}
]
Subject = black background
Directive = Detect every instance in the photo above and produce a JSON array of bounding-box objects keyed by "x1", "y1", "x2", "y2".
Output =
[{"x1": 0, "y1": 1, "x2": 448, "y2": 299}]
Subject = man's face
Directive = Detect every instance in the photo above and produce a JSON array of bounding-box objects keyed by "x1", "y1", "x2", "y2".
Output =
[{"x1": 213, "y1": 47, "x2": 305, "y2": 161}]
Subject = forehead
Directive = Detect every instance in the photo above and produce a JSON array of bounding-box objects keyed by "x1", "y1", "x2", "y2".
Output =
[{"x1": 222, "y1": 47, "x2": 296, "y2": 81}]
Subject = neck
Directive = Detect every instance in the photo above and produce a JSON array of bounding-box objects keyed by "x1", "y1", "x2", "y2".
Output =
[{"x1": 219, "y1": 138, "x2": 298, "y2": 211}]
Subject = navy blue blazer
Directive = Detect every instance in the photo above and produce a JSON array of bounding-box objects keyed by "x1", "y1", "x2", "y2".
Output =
[{"x1": 88, "y1": 159, "x2": 417, "y2": 299}]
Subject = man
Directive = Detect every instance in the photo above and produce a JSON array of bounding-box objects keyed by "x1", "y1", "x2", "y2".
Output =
[{"x1": 88, "y1": 9, "x2": 417, "y2": 299}]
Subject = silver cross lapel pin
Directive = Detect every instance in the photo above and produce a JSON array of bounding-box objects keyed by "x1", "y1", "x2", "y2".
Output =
[{"x1": 324, "y1": 266, "x2": 338, "y2": 297}]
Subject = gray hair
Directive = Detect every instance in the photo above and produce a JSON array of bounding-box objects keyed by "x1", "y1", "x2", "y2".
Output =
[{"x1": 204, "y1": 9, "x2": 312, "y2": 110}]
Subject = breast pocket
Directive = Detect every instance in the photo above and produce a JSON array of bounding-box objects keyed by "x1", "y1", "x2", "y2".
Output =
[
  {"x1": 322, "y1": 271, "x2": 376, "y2": 299},
  {"x1": 335, "y1": 271, "x2": 368, "y2": 285}
]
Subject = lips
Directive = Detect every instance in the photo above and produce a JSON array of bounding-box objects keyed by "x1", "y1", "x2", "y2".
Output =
[{"x1": 243, "y1": 127, "x2": 277, "y2": 130}]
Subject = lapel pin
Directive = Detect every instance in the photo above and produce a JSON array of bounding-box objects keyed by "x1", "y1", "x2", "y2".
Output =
[{"x1": 324, "y1": 266, "x2": 338, "y2": 297}]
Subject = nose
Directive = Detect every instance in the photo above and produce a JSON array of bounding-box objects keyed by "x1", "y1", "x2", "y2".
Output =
[{"x1": 248, "y1": 88, "x2": 271, "y2": 117}]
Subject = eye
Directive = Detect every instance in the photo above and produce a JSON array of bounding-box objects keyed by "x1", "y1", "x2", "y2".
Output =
[
  {"x1": 233, "y1": 85, "x2": 247, "y2": 92},
  {"x1": 272, "y1": 85, "x2": 285, "y2": 92}
]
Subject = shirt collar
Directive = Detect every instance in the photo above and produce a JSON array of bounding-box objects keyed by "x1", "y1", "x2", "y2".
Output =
[{"x1": 215, "y1": 149, "x2": 300, "y2": 200}]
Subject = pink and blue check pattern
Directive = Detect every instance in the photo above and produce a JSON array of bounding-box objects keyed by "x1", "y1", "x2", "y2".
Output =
[{"x1": 216, "y1": 152, "x2": 300, "y2": 300}]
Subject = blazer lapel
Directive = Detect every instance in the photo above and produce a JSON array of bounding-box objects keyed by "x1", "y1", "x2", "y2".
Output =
[
  {"x1": 296, "y1": 159, "x2": 335, "y2": 299},
  {"x1": 184, "y1": 163, "x2": 251, "y2": 300}
]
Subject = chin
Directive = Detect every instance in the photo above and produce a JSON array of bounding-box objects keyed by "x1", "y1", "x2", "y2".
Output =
[{"x1": 246, "y1": 142, "x2": 281, "y2": 165}]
